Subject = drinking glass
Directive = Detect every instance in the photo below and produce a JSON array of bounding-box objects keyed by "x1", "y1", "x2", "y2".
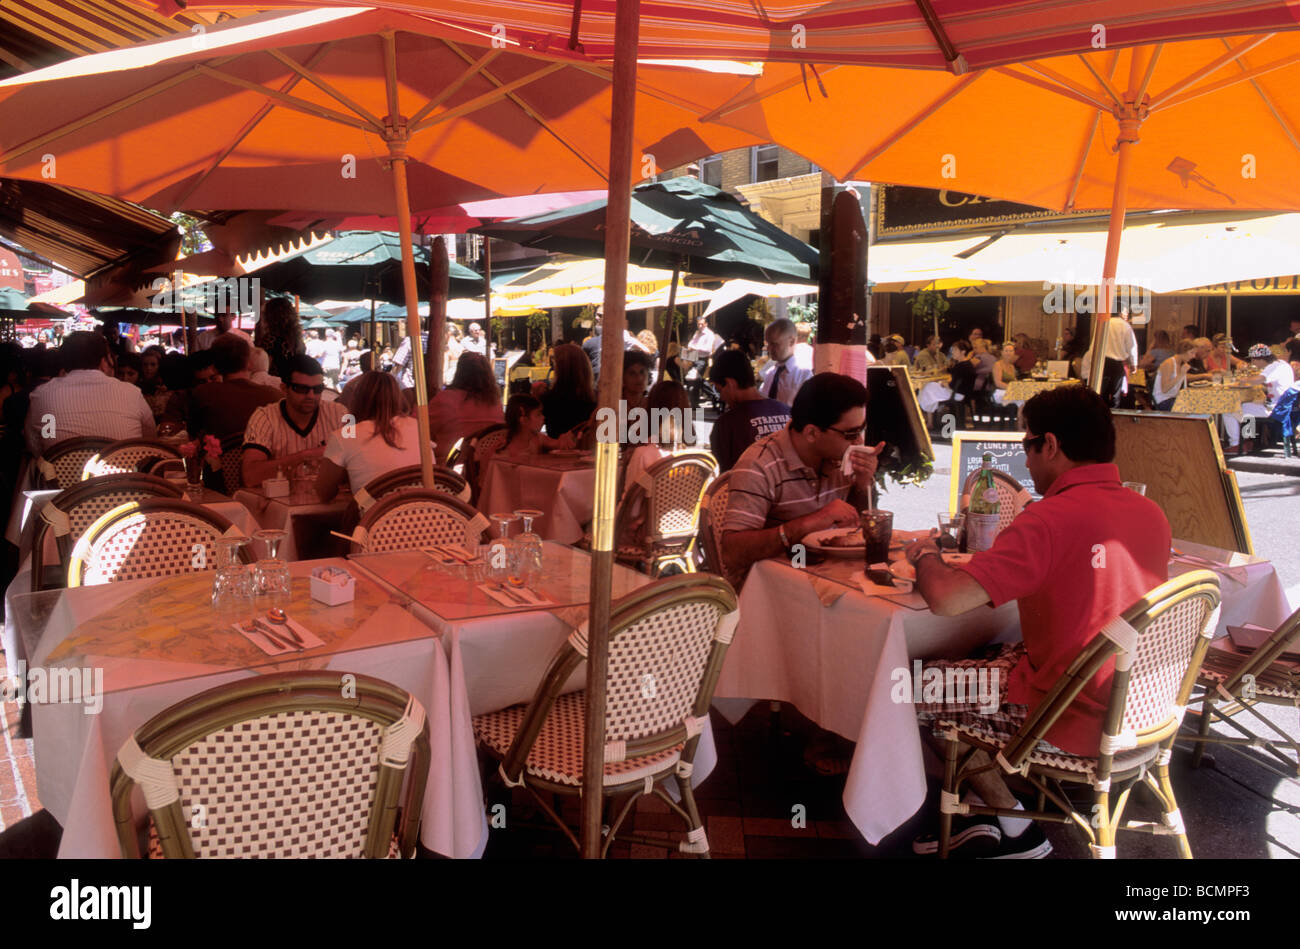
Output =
[
  {"x1": 488, "y1": 512, "x2": 519, "y2": 581},
  {"x1": 936, "y1": 512, "x2": 965, "y2": 550},
  {"x1": 860, "y1": 510, "x2": 894, "y2": 567},
  {"x1": 212, "y1": 535, "x2": 253, "y2": 623},
  {"x1": 1122, "y1": 481, "x2": 1148, "y2": 496},
  {"x1": 512, "y1": 509, "x2": 545, "y2": 587}
]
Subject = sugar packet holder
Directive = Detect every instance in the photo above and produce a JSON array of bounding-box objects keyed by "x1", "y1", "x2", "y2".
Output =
[{"x1": 311, "y1": 565, "x2": 356, "y2": 605}]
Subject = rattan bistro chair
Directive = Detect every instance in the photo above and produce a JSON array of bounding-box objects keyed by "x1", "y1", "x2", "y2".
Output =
[
  {"x1": 67, "y1": 498, "x2": 252, "y2": 587},
  {"x1": 355, "y1": 464, "x2": 471, "y2": 513},
  {"x1": 109, "y1": 671, "x2": 429, "y2": 858},
  {"x1": 35, "y1": 436, "x2": 114, "y2": 490},
  {"x1": 958, "y1": 468, "x2": 1032, "y2": 535},
  {"x1": 349, "y1": 490, "x2": 489, "y2": 555},
  {"x1": 31, "y1": 474, "x2": 184, "y2": 592},
  {"x1": 1186, "y1": 606, "x2": 1300, "y2": 778},
  {"x1": 216, "y1": 433, "x2": 245, "y2": 494},
  {"x1": 82, "y1": 438, "x2": 181, "y2": 480},
  {"x1": 696, "y1": 469, "x2": 732, "y2": 576},
  {"x1": 932, "y1": 570, "x2": 1221, "y2": 859},
  {"x1": 614, "y1": 450, "x2": 717, "y2": 578},
  {"x1": 474, "y1": 574, "x2": 739, "y2": 857},
  {"x1": 458, "y1": 423, "x2": 508, "y2": 505}
]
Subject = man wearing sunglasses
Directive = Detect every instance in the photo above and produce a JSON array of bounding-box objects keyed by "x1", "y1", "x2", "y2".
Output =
[
  {"x1": 902, "y1": 385, "x2": 1170, "y2": 858},
  {"x1": 241, "y1": 355, "x2": 347, "y2": 487},
  {"x1": 721, "y1": 371, "x2": 885, "y2": 587}
]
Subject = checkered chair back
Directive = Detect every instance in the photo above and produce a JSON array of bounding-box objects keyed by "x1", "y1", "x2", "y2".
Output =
[
  {"x1": 1001, "y1": 571, "x2": 1221, "y2": 772},
  {"x1": 36, "y1": 436, "x2": 114, "y2": 490},
  {"x1": 355, "y1": 465, "x2": 471, "y2": 513},
  {"x1": 459, "y1": 423, "x2": 507, "y2": 502},
  {"x1": 67, "y1": 498, "x2": 251, "y2": 587},
  {"x1": 696, "y1": 470, "x2": 732, "y2": 576},
  {"x1": 500, "y1": 574, "x2": 739, "y2": 786},
  {"x1": 959, "y1": 468, "x2": 1032, "y2": 534},
  {"x1": 352, "y1": 489, "x2": 489, "y2": 554},
  {"x1": 217, "y1": 434, "x2": 245, "y2": 494},
  {"x1": 83, "y1": 439, "x2": 181, "y2": 480},
  {"x1": 616, "y1": 450, "x2": 717, "y2": 573},
  {"x1": 109, "y1": 671, "x2": 430, "y2": 859},
  {"x1": 148, "y1": 458, "x2": 186, "y2": 479},
  {"x1": 34, "y1": 474, "x2": 185, "y2": 591}
]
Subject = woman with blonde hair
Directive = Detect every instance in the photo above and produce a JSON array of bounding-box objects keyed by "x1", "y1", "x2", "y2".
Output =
[{"x1": 316, "y1": 371, "x2": 428, "y2": 500}]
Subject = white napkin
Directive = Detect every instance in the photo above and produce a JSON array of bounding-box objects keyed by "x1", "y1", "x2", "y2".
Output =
[
  {"x1": 1170, "y1": 554, "x2": 1249, "y2": 587},
  {"x1": 477, "y1": 583, "x2": 555, "y2": 609},
  {"x1": 841, "y1": 443, "x2": 879, "y2": 477},
  {"x1": 232, "y1": 615, "x2": 325, "y2": 656}
]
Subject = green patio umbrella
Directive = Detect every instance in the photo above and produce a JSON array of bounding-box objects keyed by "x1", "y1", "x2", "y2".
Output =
[
  {"x1": 332, "y1": 303, "x2": 426, "y2": 324},
  {"x1": 250, "y1": 231, "x2": 483, "y2": 304},
  {"x1": 304, "y1": 317, "x2": 334, "y2": 330},
  {"x1": 91, "y1": 307, "x2": 215, "y2": 327},
  {"x1": 475, "y1": 176, "x2": 820, "y2": 364},
  {"x1": 0, "y1": 287, "x2": 28, "y2": 310}
]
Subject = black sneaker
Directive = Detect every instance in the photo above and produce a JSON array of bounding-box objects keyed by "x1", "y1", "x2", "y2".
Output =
[
  {"x1": 912, "y1": 815, "x2": 1002, "y2": 855},
  {"x1": 984, "y1": 822, "x2": 1053, "y2": 859}
]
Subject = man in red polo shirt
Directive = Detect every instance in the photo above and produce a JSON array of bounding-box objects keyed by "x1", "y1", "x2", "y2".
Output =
[{"x1": 904, "y1": 385, "x2": 1170, "y2": 858}]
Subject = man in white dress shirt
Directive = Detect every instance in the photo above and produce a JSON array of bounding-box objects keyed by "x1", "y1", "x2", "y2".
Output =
[
  {"x1": 758, "y1": 318, "x2": 813, "y2": 408},
  {"x1": 1081, "y1": 306, "x2": 1139, "y2": 408},
  {"x1": 461, "y1": 322, "x2": 491, "y2": 357},
  {"x1": 25, "y1": 331, "x2": 155, "y2": 456},
  {"x1": 686, "y1": 315, "x2": 723, "y2": 358}
]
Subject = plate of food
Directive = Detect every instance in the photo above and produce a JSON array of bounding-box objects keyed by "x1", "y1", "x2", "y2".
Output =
[
  {"x1": 888, "y1": 560, "x2": 916, "y2": 583},
  {"x1": 802, "y1": 527, "x2": 864, "y2": 557}
]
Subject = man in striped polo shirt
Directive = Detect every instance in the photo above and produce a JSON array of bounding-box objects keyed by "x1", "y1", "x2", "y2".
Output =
[
  {"x1": 241, "y1": 355, "x2": 347, "y2": 487},
  {"x1": 721, "y1": 372, "x2": 884, "y2": 586}
]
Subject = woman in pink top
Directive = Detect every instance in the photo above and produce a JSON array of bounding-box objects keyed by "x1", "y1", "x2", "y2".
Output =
[{"x1": 428, "y1": 351, "x2": 504, "y2": 464}]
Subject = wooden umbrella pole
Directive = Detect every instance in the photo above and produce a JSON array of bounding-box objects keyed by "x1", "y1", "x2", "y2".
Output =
[
  {"x1": 582, "y1": 0, "x2": 640, "y2": 860},
  {"x1": 429, "y1": 235, "x2": 448, "y2": 392},
  {"x1": 1225, "y1": 285, "x2": 1233, "y2": 356},
  {"x1": 656, "y1": 260, "x2": 681, "y2": 374},
  {"x1": 388, "y1": 139, "x2": 436, "y2": 490},
  {"x1": 483, "y1": 238, "x2": 493, "y2": 346}
]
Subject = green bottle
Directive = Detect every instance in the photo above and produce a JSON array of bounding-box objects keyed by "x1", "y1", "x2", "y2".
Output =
[{"x1": 966, "y1": 452, "x2": 1001, "y2": 551}]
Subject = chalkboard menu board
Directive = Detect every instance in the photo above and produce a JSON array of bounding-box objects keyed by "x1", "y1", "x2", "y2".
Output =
[{"x1": 949, "y1": 431, "x2": 1037, "y2": 511}]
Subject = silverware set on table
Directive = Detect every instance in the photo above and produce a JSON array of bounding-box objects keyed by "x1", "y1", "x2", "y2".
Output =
[{"x1": 241, "y1": 608, "x2": 307, "y2": 652}]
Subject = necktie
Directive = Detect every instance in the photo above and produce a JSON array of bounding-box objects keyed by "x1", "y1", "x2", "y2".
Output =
[{"x1": 767, "y1": 363, "x2": 785, "y2": 400}]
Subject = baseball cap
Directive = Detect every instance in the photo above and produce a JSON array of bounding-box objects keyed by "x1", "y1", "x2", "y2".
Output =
[{"x1": 1247, "y1": 343, "x2": 1272, "y2": 359}]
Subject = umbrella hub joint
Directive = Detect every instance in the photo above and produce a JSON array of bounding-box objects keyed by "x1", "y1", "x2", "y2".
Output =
[
  {"x1": 1112, "y1": 105, "x2": 1147, "y2": 151},
  {"x1": 382, "y1": 116, "x2": 412, "y2": 157}
]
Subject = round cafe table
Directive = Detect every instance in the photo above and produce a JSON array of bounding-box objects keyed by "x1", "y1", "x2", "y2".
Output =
[{"x1": 477, "y1": 452, "x2": 596, "y2": 544}]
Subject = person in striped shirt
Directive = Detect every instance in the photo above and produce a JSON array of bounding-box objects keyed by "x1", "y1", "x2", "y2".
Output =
[
  {"x1": 241, "y1": 355, "x2": 347, "y2": 487},
  {"x1": 720, "y1": 372, "x2": 884, "y2": 585}
]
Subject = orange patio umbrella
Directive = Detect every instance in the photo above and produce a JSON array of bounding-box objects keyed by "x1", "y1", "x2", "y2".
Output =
[
  {"x1": 0, "y1": 7, "x2": 760, "y2": 487},
  {"x1": 693, "y1": 33, "x2": 1300, "y2": 387},
  {"x1": 146, "y1": 0, "x2": 1300, "y2": 71}
]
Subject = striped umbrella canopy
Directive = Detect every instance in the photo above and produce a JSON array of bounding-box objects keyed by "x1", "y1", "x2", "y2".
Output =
[{"x1": 146, "y1": 0, "x2": 1300, "y2": 72}]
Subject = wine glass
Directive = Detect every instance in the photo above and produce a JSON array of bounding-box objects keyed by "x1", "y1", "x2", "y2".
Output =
[
  {"x1": 252, "y1": 529, "x2": 290, "y2": 607},
  {"x1": 488, "y1": 512, "x2": 519, "y2": 581},
  {"x1": 512, "y1": 509, "x2": 545, "y2": 587}
]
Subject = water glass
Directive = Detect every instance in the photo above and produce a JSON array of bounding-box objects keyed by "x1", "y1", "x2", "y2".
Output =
[
  {"x1": 513, "y1": 509, "x2": 545, "y2": 587},
  {"x1": 1123, "y1": 481, "x2": 1148, "y2": 496},
  {"x1": 937, "y1": 512, "x2": 965, "y2": 550}
]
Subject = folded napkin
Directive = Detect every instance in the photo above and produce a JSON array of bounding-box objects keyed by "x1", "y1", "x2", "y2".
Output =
[
  {"x1": 233, "y1": 614, "x2": 325, "y2": 656},
  {"x1": 477, "y1": 583, "x2": 555, "y2": 609}
]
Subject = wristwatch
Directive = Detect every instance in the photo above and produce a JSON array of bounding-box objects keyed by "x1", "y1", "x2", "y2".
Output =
[
  {"x1": 777, "y1": 524, "x2": 792, "y2": 550},
  {"x1": 914, "y1": 549, "x2": 944, "y2": 570}
]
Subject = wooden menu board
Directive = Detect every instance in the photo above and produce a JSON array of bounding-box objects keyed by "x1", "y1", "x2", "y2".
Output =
[{"x1": 1111, "y1": 410, "x2": 1251, "y2": 553}]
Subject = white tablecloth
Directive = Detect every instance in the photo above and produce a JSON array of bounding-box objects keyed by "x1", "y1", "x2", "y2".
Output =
[
  {"x1": 714, "y1": 543, "x2": 1291, "y2": 846},
  {"x1": 477, "y1": 456, "x2": 595, "y2": 544},
  {"x1": 11, "y1": 559, "x2": 485, "y2": 859},
  {"x1": 232, "y1": 488, "x2": 351, "y2": 561}
]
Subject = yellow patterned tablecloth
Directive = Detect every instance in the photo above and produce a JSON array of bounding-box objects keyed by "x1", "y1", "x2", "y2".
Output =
[
  {"x1": 1003, "y1": 377, "x2": 1080, "y2": 403},
  {"x1": 1171, "y1": 385, "x2": 1267, "y2": 415},
  {"x1": 910, "y1": 372, "x2": 951, "y2": 392}
]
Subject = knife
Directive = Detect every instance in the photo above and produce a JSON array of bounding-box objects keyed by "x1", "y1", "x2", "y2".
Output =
[{"x1": 247, "y1": 619, "x2": 302, "y2": 652}]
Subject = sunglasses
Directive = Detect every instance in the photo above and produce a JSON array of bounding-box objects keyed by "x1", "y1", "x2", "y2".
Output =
[
  {"x1": 288, "y1": 382, "x2": 326, "y2": 395},
  {"x1": 1022, "y1": 434, "x2": 1047, "y2": 452},
  {"x1": 825, "y1": 424, "x2": 866, "y2": 440}
]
